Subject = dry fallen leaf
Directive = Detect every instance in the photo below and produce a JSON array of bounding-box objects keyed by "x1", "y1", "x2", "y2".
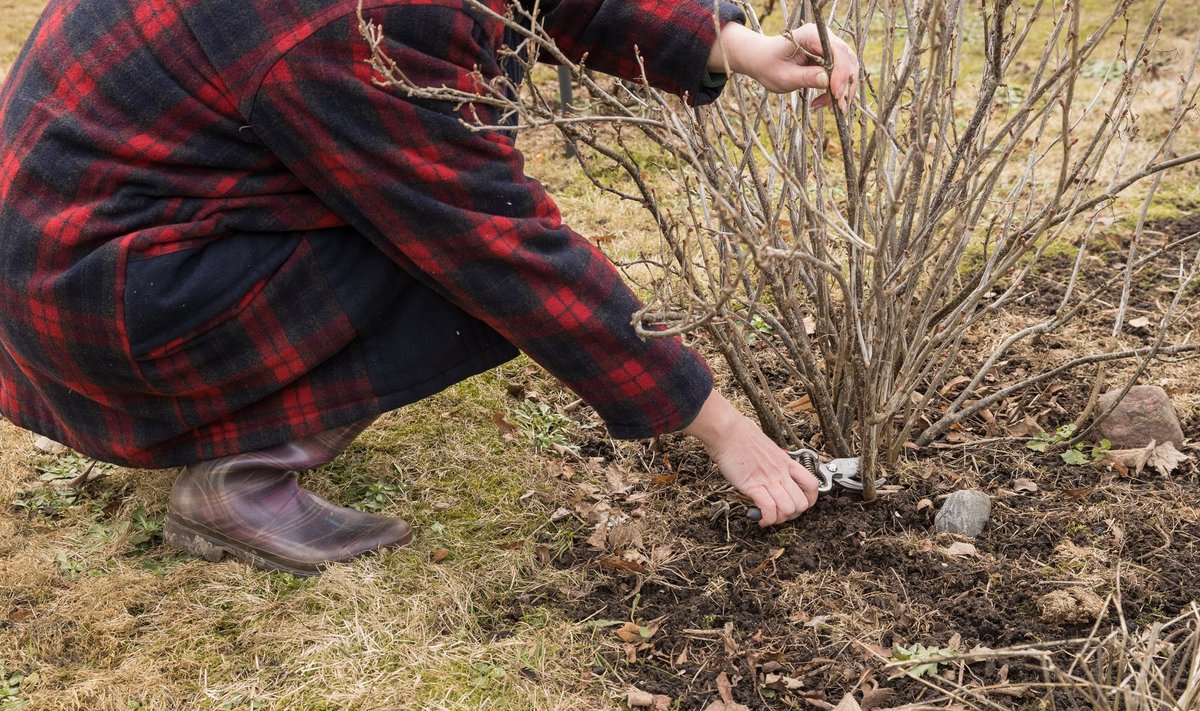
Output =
[
  {"x1": 604, "y1": 466, "x2": 636, "y2": 494},
  {"x1": 491, "y1": 410, "x2": 518, "y2": 435},
  {"x1": 33, "y1": 435, "x2": 68, "y2": 454},
  {"x1": 7, "y1": 608, "x2": 31, "y2": 623},
  {"x1": 586, "y1": 524, "x2": 608, "y2": 549},
  {"x1": 610, "y1": 521, "x2": 647, "y2": 551},
  {"x1": 1005, "y1": 415, "x2": 1043, "y2": 438},
  {"x1": 831, "y1": 694, "x2": 863, "y2": 711},
  {"x1": 623, "y1": 643, "x2": 639, "y2": 664},
  {"x1": 1100, "y1": 441, "x2": 1156, "y2": 476},
  {"x1": 716, "y1": 671, "x2": 735, "y2": 703},
  {"x1": 763, "y1": 673, "x2": 804, "y2": 691},
  {"x1": 860, "y1": 687, "x2": 893, "y2": 711},
  {"x1": 917, "y1": 498, "x2": 934, "y2": 512},
  {"x1": 1148, "y1": 441, "x2": 1190, "y2": 475},
  {"x1": 596, "y1": 557, "x2": 646, "y2": 575},
  {"x1": 786, "y1": 394, "x2": 814, "y2": 413},
  {"x1": 939, "y1": 541, "x2": 979, "y2": 558},
  {"x1": 1108, "y1": 519, "x2": 1126, "y2": 548},
  {"x1": 431, "y1": 548, "x2": 449, "y2": 563},
  {"x1": 1012, "y1": 477, "x2": 1039, "y2": 493},
  {"x1": 938, "y1": 375, "x2": 972, "y2": 397},
  {"x1": 615, "y1": 622, "x2": 643, "y2": 643},
  {"x1": 627, "y1": 688, "x2": 655, "y2": 707},
  {"x1": 1127, "y1": 316, "x2": 1151, "y2": 330}
]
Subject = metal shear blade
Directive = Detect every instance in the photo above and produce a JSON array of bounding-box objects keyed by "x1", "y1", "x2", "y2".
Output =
[{"x1": 788, "y1": 448, "x2": 875, "y2": 492}]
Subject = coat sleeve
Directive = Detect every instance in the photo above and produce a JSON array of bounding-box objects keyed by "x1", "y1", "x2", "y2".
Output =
[
  {"x1": 247, "y1": 5, "x2": 713, "y2": 439},
  {"x1": 527, "y1": 0, "x2": 746, "y2": 105}
]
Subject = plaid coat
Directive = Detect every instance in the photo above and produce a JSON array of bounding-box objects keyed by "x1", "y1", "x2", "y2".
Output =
[{"x1": 0, "y1": 0, "x2": 740, "y2": 467}]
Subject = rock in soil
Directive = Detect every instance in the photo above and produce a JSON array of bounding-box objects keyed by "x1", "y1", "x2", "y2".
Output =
[
  {"x1": 1036, "y1": 587, "x2": 1106, "y2": 625},
  {"x1": 934, "y1": 490, "x2": 992, "y2": 537},
  {"x1": 1097, "y1": 385, "x2": 1185, "y2": 448}
]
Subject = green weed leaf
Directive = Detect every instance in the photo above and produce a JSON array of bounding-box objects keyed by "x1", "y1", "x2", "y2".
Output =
[{"x1": 1061, "y1": 448, "x2": 1090, "y2": 465}]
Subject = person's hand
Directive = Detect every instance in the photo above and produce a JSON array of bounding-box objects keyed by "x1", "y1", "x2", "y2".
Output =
[
  {"x1": 707, "y1": 21, "x2": 859, "y2": 109},
  {"x1": 683, "y1": 390, "x2": 819, "y2": 527}
]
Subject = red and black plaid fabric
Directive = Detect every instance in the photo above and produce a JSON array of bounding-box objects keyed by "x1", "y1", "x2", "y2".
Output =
[{"x1": 0, "y1": 0, "x2": 740, "y2": 468}]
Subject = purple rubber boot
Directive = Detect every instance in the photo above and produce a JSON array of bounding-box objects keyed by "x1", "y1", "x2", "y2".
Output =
[{"x1": 163, "y1": 420, "x2": 412, "y2": 576}]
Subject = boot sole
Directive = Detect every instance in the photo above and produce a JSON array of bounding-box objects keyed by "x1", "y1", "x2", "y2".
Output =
[{"x1": 163, "y1": 515, "x2": 412, "y2": 577}]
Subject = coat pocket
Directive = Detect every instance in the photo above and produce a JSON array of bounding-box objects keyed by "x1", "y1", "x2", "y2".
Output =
[
  {"x1": 124, "y1": 233, "x2": 302, "y2": 358},
  {"x1": 125, "y1": 234, "x2": 358, "y2": 406}
]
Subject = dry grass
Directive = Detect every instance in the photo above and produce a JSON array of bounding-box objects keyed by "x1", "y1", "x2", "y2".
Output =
[
  {"x1": 0, "y1": 0, "x2": 43, "y2": 82},
  {"x1": 1, "y1": 368, "x2": 619, "y2": 710}
]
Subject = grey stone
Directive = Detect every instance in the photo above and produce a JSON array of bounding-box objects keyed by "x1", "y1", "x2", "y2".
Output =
[
  {"x1": 1097, "y1": 385, "x2": 1184, "y2": 448},
  {"x1": 935, "y1": 490, "x2": 992, "y2": 538}
]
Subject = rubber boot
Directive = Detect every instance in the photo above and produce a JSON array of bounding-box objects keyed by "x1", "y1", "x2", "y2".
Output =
[{"x1": 163, "y1": 419, "x2": 412, "y2": 576}]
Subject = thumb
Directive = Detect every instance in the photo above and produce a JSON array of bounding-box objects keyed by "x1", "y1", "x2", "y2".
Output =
[{"x1": 781, "y1": 64, "x2": 830, "y2": 92}]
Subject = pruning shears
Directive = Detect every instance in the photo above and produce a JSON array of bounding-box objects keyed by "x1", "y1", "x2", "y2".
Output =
[{"x1": 745, "y1": 448, "x2": 882, "y2": 521}]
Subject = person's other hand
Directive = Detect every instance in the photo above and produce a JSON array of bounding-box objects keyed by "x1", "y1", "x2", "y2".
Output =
[
  {"x1": 707, "y1": 22, "x2": 859, "y2": 109},
  {"x1": 683, "y1": 390, "x2": 820, "y2": 527}
]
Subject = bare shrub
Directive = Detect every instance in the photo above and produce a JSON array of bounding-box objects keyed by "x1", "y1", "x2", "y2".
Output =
[{"x1": 362, "y1": 0, "x2": 1200, "y2": 496}]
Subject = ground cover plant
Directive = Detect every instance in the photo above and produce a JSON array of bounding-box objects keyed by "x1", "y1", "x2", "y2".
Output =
[{"x1": 3, "y1": 0, "x2": 1200, "y2": 709}]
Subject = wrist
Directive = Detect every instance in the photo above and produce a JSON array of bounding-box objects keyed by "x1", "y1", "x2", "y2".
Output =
[
  {"x1": 707, "y1": 21, "x2": 760, "y2": 75},
  {"x1": 683, "y1": 389, "x2": 749, "y2": 451}
]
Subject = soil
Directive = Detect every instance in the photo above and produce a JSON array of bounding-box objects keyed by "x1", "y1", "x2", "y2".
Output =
[{"x1": 533, "y1": 212, "x2": 1200, "y2": 709}]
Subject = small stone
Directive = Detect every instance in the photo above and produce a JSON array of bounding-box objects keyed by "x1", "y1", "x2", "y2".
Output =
[
  {"x1": 1097, "y1": 385, "x2": 1184, "y2": 448},
  {"x1": 934, "y1": 490, "x2": 992, "y2": 538}
]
